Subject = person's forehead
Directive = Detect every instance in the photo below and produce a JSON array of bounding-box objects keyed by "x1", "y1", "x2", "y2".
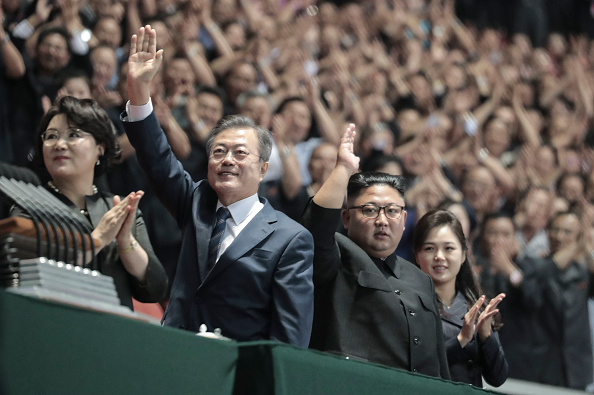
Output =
[
  {"x1": 468, "y1": 167, "x2": 494, "y2": 182},
  {"x1": 561, "y1": 175, "x2": 583, "y2": 185},
  {"x1": 47, "y1": 116, "x2": 67, "y2": 129},
  {"x1": 41, "y1": 33, "x2": 68, "y2": 47},
  {"x1": 226, "y1": 23, "x2": 244, "y2": 33},
  {"x1": 427, "y1": 225, "x2": 460, "y2": 242},
  {"x1": 198, "y1": 92, "x2": 223, "y2": 107},
  {"x1": 486, "y1": 217, "x2": 513, "y2": 232},
  {"x1": 233, "y1": 63, "x2": 256, "y2": 76},
  {"x1": 97, "y1": 18, "x2": 120, "y2": 31},
  {"x1": 65, "y1": 77, "x2": 87, "y2": 86},
  {"x1": 527, "y1": 189, "x2": 549, "y2": 202},
  {"x1": 537, "y1": 146, "x2": 554, "y2": 157},
  {"x1": 91, "y1": 48, "x2": 116, "y2": 62},
  {"x1": 353, "y1": 185, "x2": 404, "y2": 204},
  {"x1": 486, "y1": 119, "x2": 508, "y2": 132},
  {"x1": 446, "y1": 203, "x2": 467, "y2": 218},
  {"x1": 245, "y1": 97, "x2": 269, "y2": 109},
  {"x1": 312, "y1": 144, "x2": 336, "y2": 157},
  {"x1": 551, "y1": 214, "x2": 579, "y2": 228},
  {"x1": 284, "y1": 101, "x2": 309, "y2": 114},
  {"x1": 214, "y1": 128, "x2": 258, "y2": 145},
  {"x1": 378, "y1": 162, "x2": 403, "y2": 175},
  {"x1": 168, "y1": 58, "x2": 191, "y2": 70}
]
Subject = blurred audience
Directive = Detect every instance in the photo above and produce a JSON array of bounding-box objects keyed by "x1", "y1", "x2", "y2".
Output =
[{"x1": 3, "y1": 0, "x2": 594, "y2": 390}]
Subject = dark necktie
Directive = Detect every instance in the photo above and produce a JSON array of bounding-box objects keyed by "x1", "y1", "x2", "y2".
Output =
[{"x1": 207, "y1": 207, "x2": 231, "y2": 272}]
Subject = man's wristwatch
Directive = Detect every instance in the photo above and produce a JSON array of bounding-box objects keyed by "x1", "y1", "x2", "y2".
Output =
[
  {"x1": 280, "y1": 145, "x2": 292, "y2": 158},
  {"x1": 477, "y1": 148, "x2": 490, "y2": 163},
  {"x1": 508, "y1": 269, "x2": 523, "y2": 287}
]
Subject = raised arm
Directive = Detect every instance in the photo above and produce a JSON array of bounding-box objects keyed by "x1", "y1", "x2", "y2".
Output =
[
  {"x1": 272, "y1": 114, "x2": 303, "y2": 200},
  {"x1": 125, "y1": 26, "x2": 197, "y2": 226},
  {"x1": 0, "y1": 2, "x2": 25, "y2": 79},
  {"x1": 305, "y1": 77, "x2": 341, "y2": 146},
  {"x1": 303, "y1": 124, "x2": 359, "y2": 285},
  {"x1": 113, "y1": 191, "x2": 168, "y2": 301},
  {"x1": 127, "y1": 25, "x2": 164, "y2": 106},
  {"x1": 312, "y1": 124, "x2": 359, "y2": 208}
]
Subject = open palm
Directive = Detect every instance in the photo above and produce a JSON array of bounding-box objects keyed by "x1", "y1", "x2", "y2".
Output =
[
  {"x1": 337, "y1": 123, "x2": 360, "y2": 174},
  {"x1": 128, "y1": 25, "x2": 163, "y2": 87}
]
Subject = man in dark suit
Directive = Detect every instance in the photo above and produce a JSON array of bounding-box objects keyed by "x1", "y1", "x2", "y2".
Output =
[
  {"x1": 121, "y1": 26, "x2": 314, "y2": 347},
  {"x1": 528, "y1": 210, "x2": 594, "y2": 390},
  {"x1": 301, "y1": 124, "x2": 450, "y2": 378}
]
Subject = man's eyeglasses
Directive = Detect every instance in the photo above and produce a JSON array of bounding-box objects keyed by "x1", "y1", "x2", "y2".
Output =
[
  {"x1": 347, "y1": 204, "x2": 405, "y2": 220},
  {"x1": 41, "y1": 128, "x2": 92, "y2": 145},
  {"x1": 210, "y1": 147, "x2": 262, "y2": 162}
]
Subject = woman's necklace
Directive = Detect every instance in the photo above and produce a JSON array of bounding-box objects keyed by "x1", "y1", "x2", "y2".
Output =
[{"x1": 48, "y1": 181, "x2": 97, "y2": 216}]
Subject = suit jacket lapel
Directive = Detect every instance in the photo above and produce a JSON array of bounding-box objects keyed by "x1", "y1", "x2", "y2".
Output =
[
  {"x1": 197, "y1": 184, "x2": 219, "y2": 282},
  {"x1": 86, "y1": 193, "x2": 106, "y2": 229},
  {"x1": 441, "y1": 292, "x2": 467, "y2": 328}
]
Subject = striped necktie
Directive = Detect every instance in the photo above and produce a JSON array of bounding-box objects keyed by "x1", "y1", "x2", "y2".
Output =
[{"x1": 207, "y1": 207, "x2": 231, "y2": 272}]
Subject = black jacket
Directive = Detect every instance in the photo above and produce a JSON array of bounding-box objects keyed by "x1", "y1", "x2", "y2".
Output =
[
  {"x1": 302, "y1": 200, "x2": 450, "y2": 379},
  {"x1": 533, "y1": 256, "x2": 594, "y2": 390}
]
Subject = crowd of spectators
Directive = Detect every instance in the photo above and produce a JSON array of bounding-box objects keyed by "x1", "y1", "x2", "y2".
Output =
[{"x1": 2, "y1": 0, "x2": 594, "y2": 391}]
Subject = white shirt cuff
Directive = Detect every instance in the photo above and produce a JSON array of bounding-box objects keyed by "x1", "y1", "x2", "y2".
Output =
[
  {"x1": 125, "y1": 98, "x2": 153, "y2": 121},
  {"x1": 69, "y1": 34, "x2": 89, "y2": 55},
  {"x1": 12, "y1": 20, "x2": 34, "y2": 39}
]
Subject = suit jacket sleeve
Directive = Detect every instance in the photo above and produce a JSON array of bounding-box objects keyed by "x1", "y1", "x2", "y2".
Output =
[
  {"x1": 445, "y1": 336, "x2": 467, "y2": 365},
  {"x1": 129, "y1": 208, "x2": 169, "y2": 302},
  {"x1": 300, "y1": 199, "x2": 342, "y2": 285},
  {"x1": 510, "y1": 256, "x2": 544, "y2": 309},
  {"x1": 480, "y1": 332, "x2": 509, "y2": 387},
  {"x1": 270, "y1": 228, "x2": 314, "y2": 347},
  {"x1": 122, "y1": 110, "x2": 198, "y2": 228}
]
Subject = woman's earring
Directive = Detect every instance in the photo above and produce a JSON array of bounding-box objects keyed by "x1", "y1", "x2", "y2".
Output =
[{"x1": 96, "y1": 159, "x2": 100, "y2": 166}]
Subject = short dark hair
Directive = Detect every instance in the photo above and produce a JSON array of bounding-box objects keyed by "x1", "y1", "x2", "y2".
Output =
[
  {"x1": 205, "y1": 114, "x2": 272, "y2": 161},
  {"x1": 360, "y1": 154, "x2": 403, "y2": 173},
  {"x1": 36, "y1": 96, "x2": 121, "y2": 177},
  {"x1": 347, "y1": 172, "x2": 407, "y2": 202},
  {"x1": 275, "y1": 96, "x2": 308, "y2": 115},
  {"x1": 224, "y1": 60, "x2": 257, "y2": 83},
  {"x1": 478, "y1": 212, "x2": 515, "y2": 255},
  {"x1": 57, "y1": 69, "x2": 91, "y2": 91},
  {"x1": 460, "y1": 164, "x2": 495, "y2": 188},
  {"x1": 196, "y1": 85, "x2": 226, "y2": 106},
  {"x1": 547, "y1": 209, "x2": 579, "y2": 230},
  {"x1": 89, "y1": 43, "x2": 116, "y2": 59},
  {"x1": 37, "y1": 26, "x2": 71, "y2": 53},
  {"x1": 237, "y1": 89, "x2": 270, "y2": 109},
  {"x1": 556, "y1": 171, "x2": 585, "y2": 194}
]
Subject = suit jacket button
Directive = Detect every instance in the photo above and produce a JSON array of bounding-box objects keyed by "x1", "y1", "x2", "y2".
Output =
[
  {"x1": 413, "y1": 336, "x2": 419, "y2": 344},
  {"x1": 409, "y1": 309, "x2": 416, "y2": 316},
  {"x1": 395, "y1": 289, "x2": 401, "y2": 295}
]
